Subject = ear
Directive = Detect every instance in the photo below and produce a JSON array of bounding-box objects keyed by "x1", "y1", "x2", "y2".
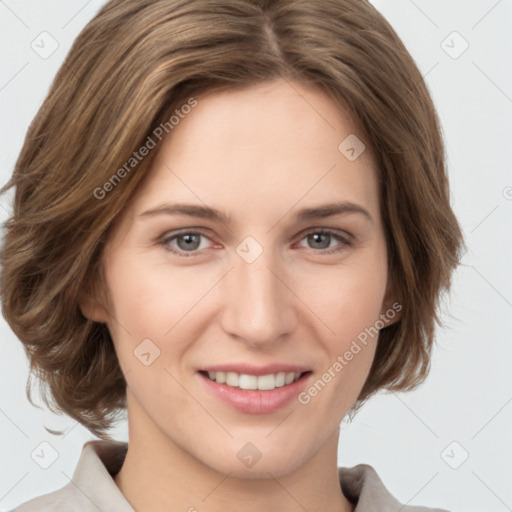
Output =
[
  {"x1": 380, "y1": 281, "x2": 403, "y2": 327},
  {"x1": 78, "y1": 281, "x2": 110, "y2": 324}
]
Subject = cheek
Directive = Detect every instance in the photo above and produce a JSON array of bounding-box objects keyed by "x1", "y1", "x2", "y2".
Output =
[
  {"x1": 296, "y1": 256, "x2": 387, "y2": 398},
  {"x1": 103, "y1": 257, "x2": 202, "y2": 406},
  {"x1": 105, "y1": 255, "x2": 212, "y2": 339},
  {"x1": 103, "y1": 254, "x2": 226, "y2": 395},
  {"x1": 300, "y1": 257, "x2": 388, "y2": 343}
]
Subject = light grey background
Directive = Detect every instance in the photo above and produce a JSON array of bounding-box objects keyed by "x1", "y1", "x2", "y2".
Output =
[{"x1": 1, "y1": 1, "x2": 511, "y2": 511}]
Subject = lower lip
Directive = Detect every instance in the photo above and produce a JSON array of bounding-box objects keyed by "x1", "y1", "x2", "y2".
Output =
[{"x1": 199, "y1": 372, "x2": 311, "y2": 414}]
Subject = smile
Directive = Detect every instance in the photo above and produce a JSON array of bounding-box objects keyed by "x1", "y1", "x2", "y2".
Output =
[
  {"x1": 198, "y1": 367, "x2": 312, "y2": 414},
  {"x1": 203, "y1": 371, "x2": 304, "y2": 390}
]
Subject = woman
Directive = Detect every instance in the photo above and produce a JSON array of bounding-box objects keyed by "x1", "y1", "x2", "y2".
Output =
[{"x1": 0, "y1": 0, "x2": 463, "y2": 510}]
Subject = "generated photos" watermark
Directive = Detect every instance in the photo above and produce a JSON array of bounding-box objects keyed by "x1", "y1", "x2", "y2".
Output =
[
  {"x1": 298, "y1": 301, "x2": 402, "y2": 405},
  {"x1": 94, "y1": 97, "x2": 198, "y2": 200}
]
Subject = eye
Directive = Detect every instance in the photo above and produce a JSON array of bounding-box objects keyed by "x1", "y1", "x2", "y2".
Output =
[
  {"x1": 160, "y1": 230, "x2": 213, "y2": 257},
  {"x1": 296, "y1": 229, "x2": 352, "y2": 255},
  {"x1": 159, "y1": 228, "x2": 352, "y2": 258}
]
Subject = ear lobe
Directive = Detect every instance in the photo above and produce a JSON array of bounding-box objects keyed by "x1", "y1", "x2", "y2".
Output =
[
  {"x1": 78, "y1": 291, "x2": 110, "y2": 324},
  {"x1": 380, "y1": 282, "x2": 403, "y2": 327},
  {"x1": 380, "y1": 299, "x2": 403, "y2": 327}
]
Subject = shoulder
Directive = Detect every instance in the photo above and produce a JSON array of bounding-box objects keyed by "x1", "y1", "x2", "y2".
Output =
[
  {"x1": 338, "y1": 463, "x2": 450, "y2": 512},
  {"x1": 10, "y1": 440, "x2": 132, "y2": 512},
  {"x1": 11, "y1": 484, "x2": 90, "y2": 512}
]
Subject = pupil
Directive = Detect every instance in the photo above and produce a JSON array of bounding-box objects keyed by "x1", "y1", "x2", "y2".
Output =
[
  {"x1": 178, "y1": 234, "x2": 199, "y2": 251},
  {"x1": 310, "y1": 233, "x2": 329, "y2": 249}
]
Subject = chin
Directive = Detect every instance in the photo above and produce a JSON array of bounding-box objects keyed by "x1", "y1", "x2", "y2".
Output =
[
  {"x1": 184, "y1": 434, "x2": 318, "y2": 480},
  {"x1": 208, "y1": 453, "x2": 307, "y2": 480}
]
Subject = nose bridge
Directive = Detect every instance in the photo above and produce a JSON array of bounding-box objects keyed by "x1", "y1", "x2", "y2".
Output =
[{"x1": 220, "y1": 246, "x2": 294, "y2": 346}]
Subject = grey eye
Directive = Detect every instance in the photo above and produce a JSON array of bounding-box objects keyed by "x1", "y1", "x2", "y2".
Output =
[
  {"x1": 175, "y1": 233, "x2": 202, "y2": 251},
  {"x1": 306, "y1": 233, "x2": 332, "y2": 249}
]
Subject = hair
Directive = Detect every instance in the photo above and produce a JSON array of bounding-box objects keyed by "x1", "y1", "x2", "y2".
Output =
[{"x1": 0, "y1": 0, "x2": 464, "y2": 439}]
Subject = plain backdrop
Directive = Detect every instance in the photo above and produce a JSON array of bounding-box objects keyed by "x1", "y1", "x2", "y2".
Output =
[{"x1": 1, "y1": 1, "x2": 511, "y2": 511}]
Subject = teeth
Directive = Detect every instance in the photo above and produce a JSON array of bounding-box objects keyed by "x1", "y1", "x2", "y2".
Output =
[
  {"x1": 206, "y1": 371, "x2": 303, "y2": 390},
  {"x1": 285, "y1": 372, "x2": 295, "y2": 385},
  {"x1": 226, "y1": 372, "x2": 238, "y2": 387},
  {"x1": 275, "y1": 372, "x2": 286, "y2": 387},
  {"x1": 239, "y1": 374, "x2": 258, "y2": 390}
]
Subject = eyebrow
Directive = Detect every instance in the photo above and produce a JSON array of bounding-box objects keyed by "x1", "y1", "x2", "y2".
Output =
[{"x1": 138, "y1": 201, "x2": 373, "y2": 224}]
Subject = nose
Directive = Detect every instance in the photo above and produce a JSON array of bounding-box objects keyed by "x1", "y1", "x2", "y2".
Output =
[{"x1": 219, "y1": 251, "x2": 297, "y2": 348}]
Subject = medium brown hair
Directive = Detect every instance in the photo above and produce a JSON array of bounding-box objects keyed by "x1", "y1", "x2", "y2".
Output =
[{"x1": 0, "y1": 0, "x2": 464, "y2": 438}]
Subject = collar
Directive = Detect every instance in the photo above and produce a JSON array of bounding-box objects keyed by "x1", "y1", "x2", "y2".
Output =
[{"x1": 60, "y1": 440, "x2": 443, "y2": 512}]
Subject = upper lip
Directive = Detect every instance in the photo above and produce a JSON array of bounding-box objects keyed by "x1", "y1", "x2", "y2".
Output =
[{"x1": 199, "y1": 364, "x2": 311, "y2": 376}]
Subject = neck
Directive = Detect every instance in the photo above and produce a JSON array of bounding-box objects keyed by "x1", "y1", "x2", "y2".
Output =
[{"x1": 114, "y1": 401, "x2": 354, "y2": 512}]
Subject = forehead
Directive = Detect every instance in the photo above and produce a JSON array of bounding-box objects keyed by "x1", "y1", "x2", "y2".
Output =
[{"x1": 125, "y1": 79, "x2": 379, "y2": 228}]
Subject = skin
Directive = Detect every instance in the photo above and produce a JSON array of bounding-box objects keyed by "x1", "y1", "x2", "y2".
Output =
[{"x1": 80, "y1": 78, "x2": 398, "y2": 512}]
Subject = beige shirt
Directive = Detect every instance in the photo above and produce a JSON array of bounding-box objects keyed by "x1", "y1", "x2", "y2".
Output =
[{"x1": 13, "y1": 440, "x2": 449, "y2": 511}]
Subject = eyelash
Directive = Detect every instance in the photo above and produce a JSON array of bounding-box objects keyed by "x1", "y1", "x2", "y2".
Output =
[{"x1": 159, "y1": 228, "x2": 352, "y2": 258}]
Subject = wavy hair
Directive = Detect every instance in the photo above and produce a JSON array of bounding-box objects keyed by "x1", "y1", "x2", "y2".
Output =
[{"x1": 0, "y1": 0, "x2": 464, "y2": 438}]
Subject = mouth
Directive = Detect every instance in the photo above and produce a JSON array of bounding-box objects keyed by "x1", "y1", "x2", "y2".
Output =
[
  {"x1": 199, "y1": 370, "x2": 310, "y2": 391},
  {"x1": 197, "y1": 367, "x2": 313, "y2": 414}
]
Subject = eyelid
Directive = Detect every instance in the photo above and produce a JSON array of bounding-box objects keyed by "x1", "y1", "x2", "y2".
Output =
[
  {"x1": 159, "y1": 227, "x2": 353, "y2": 257},
  {"x1": 294, "y1": 227, "x2": 353, "y2": 254},
  {"x1": 296, "y1": 226, "x2": 353, "y2": 243},
  {"x1": 159, "y1": 228, "x2": 214, "y2": 257}
]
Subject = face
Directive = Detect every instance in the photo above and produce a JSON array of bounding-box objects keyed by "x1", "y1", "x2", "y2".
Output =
[{"x1": 85, "y1": 79, "x2": 394, "y2": 478}]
